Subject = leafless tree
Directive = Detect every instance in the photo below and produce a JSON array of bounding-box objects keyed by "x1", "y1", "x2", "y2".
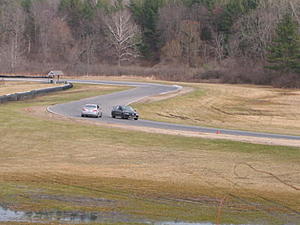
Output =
[
  {"x1": 213, "y1": 32, "x2": 225, "y2": 62},
  {"x1": 158, "y1": 2, "x2": 187, "y2": 44},
  {"x1": 48, "y1": 18, "x2": 74, "y2": 62},
  {"x1": 78, "y1": 8, "x2": 106, "y2": 74},
  {"x1": 105, "y1": 9, "x2": 141, "y2": 66},
  {"x1": 228, "y1": 0, "x2": 300, "y2": 60},
  {"x1": 0, "y1": 1, "x2": 25, "y2": 72},
  {"x1": 158, "y1": 3, "x2": 211, "y2": 65},
  {"x1": 289, "y1": 1, "x2": 300, "y2": 26},
  {"x1": 30, "y1": 0, "x2": 60, "y2": 64},
  {"x1": 77, "y1": 35, "x2": 96, "y2": 75},
  {"x1": 179, "y1": 20, "x2": 202, "y2": 67},
  {"x1": 229, "y1": 6, "x2": 280, "y2": 59}
]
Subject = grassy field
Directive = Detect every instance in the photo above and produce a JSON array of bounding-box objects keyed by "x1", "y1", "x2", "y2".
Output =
[
  {"x1": 133, "y1": 82, "x2": 300, "y2": 136},
  {"x1": 0, "y1": 82, "x2": 299, "y2": 225},
  {"x1": 0, "y1": 81, "x2": 63, "y2": 95}
]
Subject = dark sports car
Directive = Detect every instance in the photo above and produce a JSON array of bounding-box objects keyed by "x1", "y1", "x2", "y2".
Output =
[{"x1": 111, "y1": 105, "x2": 139, "y2": 120}]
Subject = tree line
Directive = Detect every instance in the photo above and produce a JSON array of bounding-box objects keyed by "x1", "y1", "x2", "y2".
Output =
[{"x1": 0, "y1": 0, "x2": 299, "y2": 87}]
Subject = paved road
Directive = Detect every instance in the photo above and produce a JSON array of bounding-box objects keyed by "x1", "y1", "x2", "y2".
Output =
[
  {"x1": 47, "y1": 79, "x2": 300, "y2": 141},
  {"x1": 4, "y1": 78, "x2": 300, "y2": 141}
]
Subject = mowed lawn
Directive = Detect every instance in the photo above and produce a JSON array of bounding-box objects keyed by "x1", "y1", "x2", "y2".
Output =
[
  {"x1": 134, "y1": 82, "x2": 300, "y2": 136},
  {"x1": 0, "y1": 82, "x2": 299, "y2": 225}
]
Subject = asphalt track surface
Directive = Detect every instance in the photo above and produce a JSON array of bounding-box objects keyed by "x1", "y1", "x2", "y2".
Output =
[{"x1": 4, "y1": 78, "x2": 300, "y2": 141}]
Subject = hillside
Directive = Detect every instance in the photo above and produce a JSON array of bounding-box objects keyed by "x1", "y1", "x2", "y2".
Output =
[{"x1": 0, "y1": 0, "x2": 299, "y2": 86}]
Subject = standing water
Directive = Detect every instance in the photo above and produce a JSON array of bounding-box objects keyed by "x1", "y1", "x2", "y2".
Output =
[
  {"x1": 0, "y1": 206, "x2": 264, "y2": 225},
  {"x1": 0, "y1": 206, "x2": 26, "y2": 222},
  {"x1": 0, "y1": 205, "x2": 148, "y2": 223}
]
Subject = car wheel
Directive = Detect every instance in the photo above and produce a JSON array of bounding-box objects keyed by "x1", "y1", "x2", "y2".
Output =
[
  {"x1": 134, "y1": 118, "x2": 138, "y2": 120},
  {"x1": 112, "y1": 114, "x2": 115, "y2": 118},
  {"x1": 81, "y1": 114, "x2": 84, "y2": 117}
]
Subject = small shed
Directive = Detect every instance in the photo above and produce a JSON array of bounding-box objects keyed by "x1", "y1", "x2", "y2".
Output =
[{"x1": 47, "y1": 71, "x2": 64, "y2": 83}]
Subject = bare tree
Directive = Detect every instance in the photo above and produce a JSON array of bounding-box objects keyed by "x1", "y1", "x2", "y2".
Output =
[
  {"x1": 105, "y1": 9, "x2": 140, "y2": 67},
  {"x1": 78, "y1": 8, "x2": 106, "y2": 75},
  {"x1": 0, "y1": 1, "x2": 25, "y2": 72},
  {"x1": 158, "y1": 2, "x2": 210, "y2": 65},
  {"x1": 229, "y1": 6, "x2": 280, "y2": 60},
  {"x1": 228, "y1": 0, "x2": 300, "y2": 61},
  {"x1": 30, "y1": 0, "x2": 60, "y2": 64},
  {"x1": 289, "y1": 1, "x2": 300, "y2": 25},
  {"x1": 77, "y1": 35, "x2": 96, "y2": 75},
  {"x1": 158, "y1": 2, "x2": 187, "y2": 44},
  {"x1": 213, "y1": 32, "x2": 225, "y2": 62},
  {"x1": 179, "y1": 20, "x2": 202, "y2": 67},
  {"x1": 48, "y1": 18, "x2": 74, "y2": 62},
  {"x1": 158, "y1": 2, "x2": 187, "y2": 64}
]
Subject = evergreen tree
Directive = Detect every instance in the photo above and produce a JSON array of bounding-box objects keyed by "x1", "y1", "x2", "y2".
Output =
[
  {"x1": 21, "y1": 0, "x2": 36, "y2": 56},
  {"x1": 59, "y1": 0, "x2": 99, "y2": 39},
  {"x1": 214, "y1": 0, "x2": 259, "y2": 56},
  {"x1": 216, "y1": 0, "x2": 259, "y2": 35},
  {"x1": 130, "y1": 0, "x2": 165, "y2": 61},
  {"x1": 267, "y1": 14, "x2": 300, "y2": 75}
]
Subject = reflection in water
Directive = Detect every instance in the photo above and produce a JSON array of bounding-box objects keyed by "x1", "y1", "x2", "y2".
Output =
[
  {"x1": 25, "y1": 211, "x2": 103, "y2": 222},
  {"x1": 0, "y1": 206, "x2": 25, "y2": 222},
  {"x1": 0, "y1": 206, "x2": 217, "y2": 225},
  {"x1": 0, "y1": 206, "x2": 259, "y2": 225},
  {"x1": 0, "y1": 206, "x2": 146, "y2": 223}
]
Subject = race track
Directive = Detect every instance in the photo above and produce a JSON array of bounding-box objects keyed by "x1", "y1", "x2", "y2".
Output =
[
  {"x1": 48, "y1": 79, "x2": 300, "y2": 141},
  {"x1": 3, "y1": 77, "x2": 300, "y2": 141}
]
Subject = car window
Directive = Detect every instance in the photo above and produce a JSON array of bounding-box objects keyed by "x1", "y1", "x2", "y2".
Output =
[
  {"x1": 85, "y1": 105, "x2": 97, "y2": 108},
  {"x1": 124, "y1": 106, "x2": 133, "y2": 111}
]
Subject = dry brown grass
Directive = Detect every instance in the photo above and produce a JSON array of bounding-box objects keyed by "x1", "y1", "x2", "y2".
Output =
[
  {"x1": 61, "y1": 76, "x2": 300, "y2": 136},
  {"x1": 134, "y1": 82, "x2": 300, "y2": 136},
  {"x1": 0, "y1": 81, "x2": 62, "y2": 96},
  {"x1": 0, "y1": 80, "x2": 299, "y2": 224},
  {"x1": 1, "y1": 99, "x2": 299, "y2": 197}
]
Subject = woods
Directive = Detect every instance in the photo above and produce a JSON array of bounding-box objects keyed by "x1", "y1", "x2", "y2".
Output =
[{"x1": 0, "y1": 0, "x2": 299, "y2": 87}]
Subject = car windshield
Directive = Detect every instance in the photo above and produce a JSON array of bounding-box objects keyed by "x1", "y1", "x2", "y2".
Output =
[
  {"x1": 123, "y1": 106, "x2": 134, "y2": 111},
  {"x1": 85, "y1": 105, "x2": 97, "y2": 108}
]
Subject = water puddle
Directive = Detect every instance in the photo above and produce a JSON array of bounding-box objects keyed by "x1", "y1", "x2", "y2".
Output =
[
  {"x1": 0, "y1": 206, "x2": 262, "y2": 225},
  {"x1": 0, "y1": 206, "x2": 25, "y2": 222},
  {"x1": 0, "y1": 206, "x2": 147, "y2": 223}
]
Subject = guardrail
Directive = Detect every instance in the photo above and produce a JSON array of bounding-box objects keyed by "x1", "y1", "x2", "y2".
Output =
[
  {"x1": 0, "y1": 82, "x2": 73, "y2": 104},
  {"x1": 0, "y1": 75, "x2": 48, "y2": 79}
]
